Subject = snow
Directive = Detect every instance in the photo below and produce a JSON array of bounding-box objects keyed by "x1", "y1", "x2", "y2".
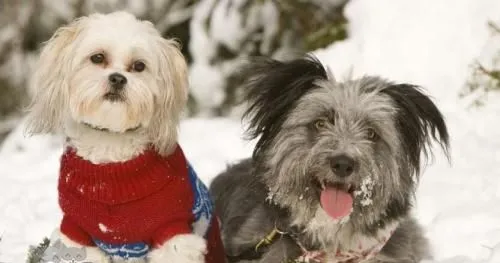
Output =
[
  {"x1": 98, "y1": 223, "x2": 109, "y2": 233},
  {"x1": 1, "y1": 0, "x2": 500, "y2": 262},
  {"x1": 188, "y1": 0, "x2": 226, "y2": 114},
  {"x1": 353, "y1": 176, "x2": 374, "y2": 207},
  {"x1": 210, "y1": 0, "x2": 246, "y2": 51},
  {"x1": 188, "y1": 0, "x2": 281, "y2": 114}
]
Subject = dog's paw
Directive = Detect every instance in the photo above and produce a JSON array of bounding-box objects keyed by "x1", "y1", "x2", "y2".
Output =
[
  {"x1": 84, "y1": 246, "x2": 111, "y2": 263},
  {"x1": 148, "y1": 234, "x2": 207, "y2": 263}
]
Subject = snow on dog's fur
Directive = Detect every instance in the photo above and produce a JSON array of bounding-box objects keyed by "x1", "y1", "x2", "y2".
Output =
[{"x1": 210, "y1": 55, "x2": 450, "y2": 263}]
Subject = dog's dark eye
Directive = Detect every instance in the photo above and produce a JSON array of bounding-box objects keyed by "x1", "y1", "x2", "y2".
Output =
[
  {"x1": 367, "y1": 128, "x2": 378, "y2": 140},
  {"x1": 90, "y1": 53, "x2": 105, "y2": 64},
  {"x1": 132, "y1": 61, "x2": 146, "y2": 72},
  {"x1": 314, "y1": 119, "x2": 327, "y2": 130}
]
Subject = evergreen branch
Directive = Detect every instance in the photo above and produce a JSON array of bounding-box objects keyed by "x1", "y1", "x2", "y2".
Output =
[
  {"x1": 26, "y1": 238, "x2": 50, "y2": 263},
  {"x1": 475, "y1": 62, "x2": 500, "y2": 82}
]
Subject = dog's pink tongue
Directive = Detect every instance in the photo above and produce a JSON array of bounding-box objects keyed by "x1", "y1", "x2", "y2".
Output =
[{"x1": 320, "y1": 187, "x2": 353, "y2": 220}]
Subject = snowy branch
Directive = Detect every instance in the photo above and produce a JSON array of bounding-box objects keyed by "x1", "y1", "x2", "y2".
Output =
[{"x1": 156, "y1": 4, "x2": 196, "y2": 33}]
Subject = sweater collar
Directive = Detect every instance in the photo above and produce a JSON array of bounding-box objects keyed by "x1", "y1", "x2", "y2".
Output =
[{"x1": 59, "y1": 144, "x2": 188, "y2": 205}]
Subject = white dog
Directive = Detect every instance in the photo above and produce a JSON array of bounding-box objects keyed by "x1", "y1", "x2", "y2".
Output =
[{"x1": 25, "y1": 11, "x2": 225, "y2": 263}]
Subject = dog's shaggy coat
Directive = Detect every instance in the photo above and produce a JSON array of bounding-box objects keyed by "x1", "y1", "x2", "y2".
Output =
[{"x1": 210, "y1": 55, "x2": 449, "y2": 263}]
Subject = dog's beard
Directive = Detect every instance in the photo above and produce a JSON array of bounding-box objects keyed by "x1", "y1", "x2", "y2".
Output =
[{"x1": 69, "y1": 74, "x2": 156, "y2": 133}]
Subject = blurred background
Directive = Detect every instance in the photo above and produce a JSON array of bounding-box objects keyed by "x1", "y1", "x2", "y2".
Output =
[
  {"x1": 1, "y1": 0, "x2": 500, "y2": 263},
  {"x1": 0, "y1": 0, "x2": 348, "y2": 142}
]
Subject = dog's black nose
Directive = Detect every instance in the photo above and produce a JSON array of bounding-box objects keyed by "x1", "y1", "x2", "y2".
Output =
[
  {"x1": 108, "y1": 73, "x2": 127, "y2": 89},
  {"x1": 330, "y1": 155, "x2": 356, "y2": 177}
]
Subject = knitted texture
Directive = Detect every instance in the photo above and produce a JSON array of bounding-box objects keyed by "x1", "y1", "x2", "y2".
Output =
[{"x1": 58, "y1": 144, "x2": 225, "y2": 262}]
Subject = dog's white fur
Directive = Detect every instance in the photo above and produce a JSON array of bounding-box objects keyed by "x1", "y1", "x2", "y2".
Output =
[
  {"x1": 147, "y1": 234, "x2": 208, "y2": 263},
  {"x1": 26, "y1": 11, "x2": 205, "y2": 262},
  {"x1": 25, "y1": 11, "x2": 188, "y2": 163}
]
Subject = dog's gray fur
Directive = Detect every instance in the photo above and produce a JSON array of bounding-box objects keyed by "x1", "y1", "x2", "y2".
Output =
[{"x1": 210, "y1": 55, "x2": 450, "y2": 263}]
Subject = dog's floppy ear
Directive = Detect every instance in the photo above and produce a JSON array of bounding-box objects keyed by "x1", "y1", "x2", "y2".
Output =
[
  {"x1": 241, "y1": 54, "x2": 328, "y2": 160},
  {"x1": 24, "y1": 17, "x2": 88, "y2": 135},
  {"x1": 381, "y1": 84, "x2": 450, "y2": 175},
  {"x1": 149, "y1": 35, "x2": 188, "y2": 155}
]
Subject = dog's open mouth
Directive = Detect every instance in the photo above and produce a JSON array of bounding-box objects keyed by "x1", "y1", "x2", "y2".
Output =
[
  {"x1": 313, "y1": 180, "x2": 356, "y2": 194},
  {"x1": 314, "y1": 180, "x2": 355, "y2": 220}
]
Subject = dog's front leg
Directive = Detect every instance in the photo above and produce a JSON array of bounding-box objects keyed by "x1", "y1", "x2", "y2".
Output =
[{"x1": 148, "y1": 234, "x2": 207, "y2": 263}]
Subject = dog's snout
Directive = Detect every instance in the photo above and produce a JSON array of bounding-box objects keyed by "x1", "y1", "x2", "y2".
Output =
[
  {"x1": 330, "y1": 155, "x2": 357, "y2": 177},
  {"x1": 108, "y1": 73, "x2": 127, "y2": 89}
]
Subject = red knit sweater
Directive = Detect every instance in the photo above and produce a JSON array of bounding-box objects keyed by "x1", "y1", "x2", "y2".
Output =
[{"x1": 58, "y1": 145, "x2": 225, "y2": 262}]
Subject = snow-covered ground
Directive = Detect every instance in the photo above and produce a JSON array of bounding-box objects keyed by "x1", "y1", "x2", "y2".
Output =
[{"x1": 1, "y1": 0, "x2": 500, "y2": 262}]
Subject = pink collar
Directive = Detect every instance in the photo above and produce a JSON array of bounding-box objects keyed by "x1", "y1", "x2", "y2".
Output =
[{"x1": 293, "y1": 222, "x2": 398, "y2": 263}]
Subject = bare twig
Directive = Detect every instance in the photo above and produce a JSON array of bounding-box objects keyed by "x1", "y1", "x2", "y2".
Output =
[{"x1": 488, "y1": 21, "x2": 500, "y2": 34}]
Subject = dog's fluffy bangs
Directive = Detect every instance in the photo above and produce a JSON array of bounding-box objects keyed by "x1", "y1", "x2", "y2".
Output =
[
  {"x1": 241, "y1": 55, "x2": 329, "y2": 162},
  {"x1": 241, "y1": 55, "x2": 450, "y2": 176}
]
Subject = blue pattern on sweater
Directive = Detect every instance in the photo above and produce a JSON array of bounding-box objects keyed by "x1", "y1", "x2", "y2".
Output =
[
  {"x1": 187, "y1": 162, "x2": 214, "y2": 237},
  {"x1": 94, "y1": 239, "x2": 149, "y2": 259},
  {"x1": 93, "y1": 162, "x2": 214, "y2": 259}
]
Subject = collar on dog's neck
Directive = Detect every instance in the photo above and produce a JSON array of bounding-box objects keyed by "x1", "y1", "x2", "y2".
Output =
[
  {"x1": 82, "y1": 122, "x2": 141, "y2": 133},
  {"x1": 253, "y1": 222, "x2": 398, "y2": 263}
]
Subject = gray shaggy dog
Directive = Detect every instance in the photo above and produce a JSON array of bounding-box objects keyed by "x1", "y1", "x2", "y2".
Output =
[{"x1": 209, "y1": 55, "x2": 450, "y2": 263}]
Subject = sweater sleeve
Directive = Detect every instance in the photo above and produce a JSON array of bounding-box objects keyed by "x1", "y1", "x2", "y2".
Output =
[
  {"x1": 60, "y1": 215, "x2": 95, "y2": 246},
  {"x1": 151, "y1": 162, "x2": 195, "y2": 248}
]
